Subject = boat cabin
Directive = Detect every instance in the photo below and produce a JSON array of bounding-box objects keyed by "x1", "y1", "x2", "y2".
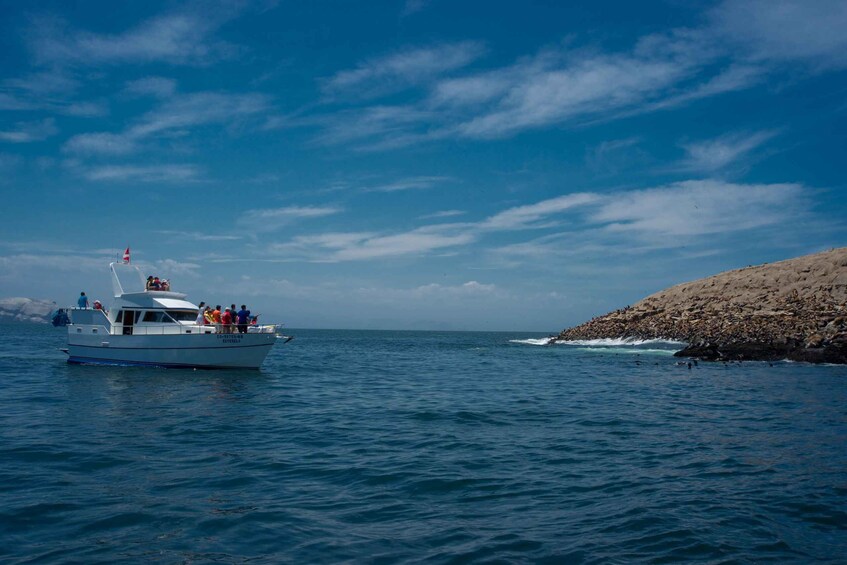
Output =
[{"x1": 69, "y1": 262, "x2": 213, "y2": 336}]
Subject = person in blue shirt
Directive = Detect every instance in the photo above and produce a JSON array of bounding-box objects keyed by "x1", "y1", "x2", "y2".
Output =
[
  {"x1": 77, "y1": 292, "x2": 89, "y2": 309},
  {"x1": 236, "y1": 305, "x2": 250, "y2": 333}
]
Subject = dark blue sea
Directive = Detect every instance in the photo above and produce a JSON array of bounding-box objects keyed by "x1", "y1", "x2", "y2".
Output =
[{"x1": 1, "y1": 323, "x2": 846, "y2": 563}]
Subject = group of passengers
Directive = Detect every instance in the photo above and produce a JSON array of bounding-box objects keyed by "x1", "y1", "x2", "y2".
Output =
[
  {"x1": 194, "y1": 302, "x2": 256, "y2": 333},
  {"x1": 77, "y1": 291, "x2": 106, "y2": 312},
  {"x1": 145, "y1": 276, "x2": 170, "y2": 291}
]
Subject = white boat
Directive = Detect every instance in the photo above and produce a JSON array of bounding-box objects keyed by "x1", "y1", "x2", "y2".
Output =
[{"x1": 64, "y1": 262, "x2": 282, "y2": 369}]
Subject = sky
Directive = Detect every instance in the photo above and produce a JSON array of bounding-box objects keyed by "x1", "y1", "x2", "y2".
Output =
[{"x1": 0, "y1": 0, "x2": 846, "y2": 331}]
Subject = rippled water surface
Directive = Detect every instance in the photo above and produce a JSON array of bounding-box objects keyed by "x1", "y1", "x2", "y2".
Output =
[{"x1": 1, "y1": 324, "x2": 846, "y2": 563}]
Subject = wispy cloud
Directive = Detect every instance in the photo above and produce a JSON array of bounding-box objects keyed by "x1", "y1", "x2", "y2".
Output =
[
  {"x1": 83, "y1": 163, "x2": 201, "y2": 182},
  {"x1": 420, "y1": 209, "x2": 465, "y2": 219},
  {"x1": 265, "y1": 180, "x2": 809, "y2": 263},
  {"x1": 323, "y1": 41, "x2": 486, "y2": 99},
  {"x1": 401, "y1": 0, "x2": 431, "y2": 17},
  {"x1": 0, "y1": 72, "x2": 107, "y2": 117},
  {"x1": 479, "y1": 193, "x2": 600, "y2": 230},
  {"x1": 711, "y1": 0, "x2": 847, "y2": 71},
  {"x1": 28, "y1": 10, "x2": 240, "y2": 67},
  {"x1": 124, "y1": 76, "x2": 177, "y2": 98},
  {"x1": 63, "y1": 132, "x2": 137, "y2": 155},
  {"x1": 677, "y1": 130, "x2": 778, "y2": 172},
  {"x1": 0, "y1": 118, "x2": 58, "y2": 143},
  {"x1": 240, "y1": 205, "x2": 343, "y2": 232},
  {"x1": 64, "y1": 91, "x2": 270, "y2": 155},
  {"x1": 273, "y1": 226, "x2": 475, "y2": 262},
  {"x1": 312, "y1": 31, "x2": 736, "y2": 148},
  {"x1": 591, "y1": 180, "x2": 804, "y2": 237},
  {"x1": 156, "y1": 230, "x2": 241, "y2": 242},
  {"x1": 362, "y1": 175, "x2": 451, "y2": 192},
  {"x1": 311, "y1": 3, "x2": 847, "y2": 151}
]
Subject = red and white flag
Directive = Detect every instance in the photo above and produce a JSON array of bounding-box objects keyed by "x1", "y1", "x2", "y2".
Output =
[{"x1": 122, "y1": 247, "x2": 131, "y2": 263}]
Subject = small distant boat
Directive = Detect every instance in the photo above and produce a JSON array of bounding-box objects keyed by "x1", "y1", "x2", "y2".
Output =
[
  {"x1": 64, "y1": 262, "x2": 286, "y2": 369},
  {"x1": 51, "y1": 308, "x2": 70, "y2": 327}
]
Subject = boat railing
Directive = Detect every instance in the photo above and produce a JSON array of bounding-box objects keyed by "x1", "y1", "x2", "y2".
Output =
[
  {"x1": 121, "y1": 324, "x2": 279, "y2": 336},
  {"x1": 69, "y1": 307, "x2": 111, "y2": 327}
]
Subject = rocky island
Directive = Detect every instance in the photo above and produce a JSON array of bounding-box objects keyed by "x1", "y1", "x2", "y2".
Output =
[
  {"x1": 0, "y1": 297, "x2": 57, "y2": 324},
  {"x1": 553, "y1": 248, "x2": 847, "y2": 364}
]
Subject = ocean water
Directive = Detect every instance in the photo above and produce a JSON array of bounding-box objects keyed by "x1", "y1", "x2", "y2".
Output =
[{"x1": 1, "y1": 324, "x2": 846, "y2": 563}]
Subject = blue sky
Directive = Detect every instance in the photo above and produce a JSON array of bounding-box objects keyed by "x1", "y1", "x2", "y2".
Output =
[{"x1": 1, "y1": 0, "x2": 846, "y2": 331}]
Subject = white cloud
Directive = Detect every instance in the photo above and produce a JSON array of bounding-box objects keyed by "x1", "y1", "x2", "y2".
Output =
[
  {"x1": 455, "y1": 54, "x2": 695, "y2": 139},
  {"x1": 240, "y1": 206, "x2": 343, "y2": 232},
  {"x1": 128, "y1": 92, "x2": 270, "y2": 138},
  {"x1": 591, "y1": 180, "x2": 804, "y2": 237},
  {"x1": 29, "y1": 12, "x2": 239, "y2": 67},
  {"x1": 0, "y1": 118, "x2": 58, "y2": 143},
  {"x1": 402, "y1": 0, "x2": 431, "y2": 17},
  {"x1": 156, "y1": 230, "x2": 242, "y2": 242},
  {"x1": 149, "y1": 258, "x2": 201, "y2": 277},
  {"x1": 480, "y1": 193, "x2": 600, "y2": 230},
  {"x1": 125, "y1": 76, "x2": 177, "y2": 98},
  {"x1": 712, "y1": 0, "x2": 847, "y2": 70},
  {"x1": 83, "y1": 164, "x2": 201, "y2": 182},
  {"x1": 362, "y1": 175, "x2": 451, "y2": 192},
  {"x1": 264, "y1": 180, "x2": 809, "y2": 264},
  {"x1": 267, "y1": 226, "x2": 475, "y2": 262},
  {"x1": 323, "y1": 42, "x2": 486, "y2": 99},
  {"x1": 64, "y1": 91, "x2": 269, "y2": 155},
  {"x1": 332, "y1": 227, "x2": 476, "y2": 261},
  {"x1": 313, "y1": 30, "x2": 744, "y2": 147},
  {"x1": 311, "y1": 3, "x2": 847, "y2": 150},
  {"x1": 64, "y1": 132, "x2": 137, "y2": 155},
  {"x1": 420, "y1": 209, "x2": 465, "y2": 219},
  {"x1": 678, "y1": 130, "x2": 778, "y2": 172},
  {"x1": 4, "y1": 71, "x2": 80, "y2": 95}
]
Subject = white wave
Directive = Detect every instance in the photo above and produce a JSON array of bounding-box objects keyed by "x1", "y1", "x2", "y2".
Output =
[
  {"x1": 555, "y1": 337, "x2": 686, "y2": 347},
  {"x1": 572, "y1": 347, "x2": 678, "y2": 356},
  {"x1": 509, "y1": 338, "x2": 554, "y2": 346}
]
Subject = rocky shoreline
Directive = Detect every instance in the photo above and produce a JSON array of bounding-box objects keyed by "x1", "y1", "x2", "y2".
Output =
[{"x1": 552, "y1": 248, "x2": 847, "y2": 364}]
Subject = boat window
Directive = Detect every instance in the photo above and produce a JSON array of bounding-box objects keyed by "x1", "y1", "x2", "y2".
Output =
[
  {"x1": 167, "y1": 310, "x2": 198, "y2": 322},
  {"x1": 116, "y1": 310, "x2": 123, "y2": 323},
  {"x1": 142, "y1": 311, "x2": 165, "y2": 323}
]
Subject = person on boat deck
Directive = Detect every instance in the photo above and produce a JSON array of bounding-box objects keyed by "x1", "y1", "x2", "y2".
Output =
[
  {"x1": 221, "y1": 308, "x2": 233, "y2": 333},
  {"x1": 151, "y1": 277, "x2": 161, "y2": 290},
  {"x1": 161, "y1": 279, "x2": 170, "y2": 291},
  {"x1": 146, "y1": 276, "x2": 155, "y2": 290},
  {"x1": 203, "y1": 306, "x2": 214, "y2": 325},
  {"x1": 93, "y1": 300, "x2": 103, "y2": 311},
  {"x1": 77, "y1": 292, "x2": 89, "y2": 309},
  {"x1": 236, "y1": 305, "x2": 250, "y2": 334},
  {"x1": 212, "y1": 305, "x2": 222, "y2": 325},
  {"x1": 195, "y1": 307, "x2": 206, "y2": 326}
]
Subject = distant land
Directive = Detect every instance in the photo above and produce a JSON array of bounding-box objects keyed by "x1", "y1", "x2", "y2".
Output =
[
  {"x1": 0, "y1": 298, "x2": 56, "y2": 324},
  {"x1": 554, "y1": 248, "x2": 847, "y2": 364}
]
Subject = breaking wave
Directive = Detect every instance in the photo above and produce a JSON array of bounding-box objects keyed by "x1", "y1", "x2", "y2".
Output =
[
  {"x1": 555, "y1": 337, "x2": 686, "y2": 347},
  {"x1": 508, "y1": 338, "x2": 554, "y2": 346},
  {"x1": 509, "y1": 337, "x2": 687, "y2": 352}
]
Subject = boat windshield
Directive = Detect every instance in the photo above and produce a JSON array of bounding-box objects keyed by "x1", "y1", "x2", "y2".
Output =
[{"x1": 167, "y1": 310, "x2": 199, "y2": 322}]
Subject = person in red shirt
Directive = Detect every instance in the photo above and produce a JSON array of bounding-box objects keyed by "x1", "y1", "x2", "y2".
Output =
[{"x1": 221, "y1": 308, "x2": 233, "y2": 333}]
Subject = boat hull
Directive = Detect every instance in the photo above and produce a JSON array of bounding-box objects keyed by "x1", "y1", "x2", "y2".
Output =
[{"x1": 67, "y1": 332, "x2": 277, "y2": 369}]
